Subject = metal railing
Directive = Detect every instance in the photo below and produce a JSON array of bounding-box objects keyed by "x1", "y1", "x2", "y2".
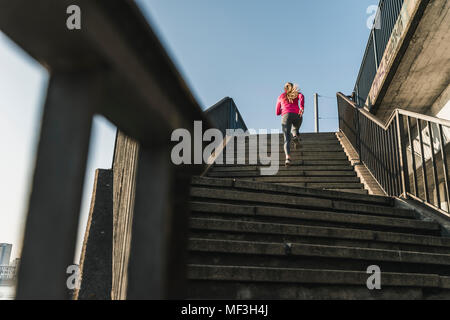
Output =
[
  {"x1": 354, "y1": 0, "x2": 404, "y2": 107},
  {"x1": 338, "y1": 93, "x2": 450, "y2": 216},
  {"x1": 0, "y1": 0, "x2": 210, "y2": 299},
  {"x1": 205, "y1": 97, "x2": 248, "y2": 136}
]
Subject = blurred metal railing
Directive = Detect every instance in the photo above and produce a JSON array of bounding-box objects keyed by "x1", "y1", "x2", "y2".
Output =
[
  {"x1": 0, "y1": 0, "x2": 210, "y2": 299},
  {"x1": 338, "y1": 93, "x2": 450, "y2": 216},
  {"x1": 354, "y1": 0, "x2": 404, "y2": 107}
]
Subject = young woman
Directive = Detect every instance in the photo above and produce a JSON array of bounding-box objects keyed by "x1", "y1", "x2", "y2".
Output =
[{"x1": 276, "y1": 82, "x2": 305, "y2": 166}]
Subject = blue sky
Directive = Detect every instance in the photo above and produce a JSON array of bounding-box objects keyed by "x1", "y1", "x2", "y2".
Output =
[
  {"x1": 0, "y1": 0, "x2": 377, "y2": 261},
  {"x1": 137, "y1": 0, "x2": 377, "y2": 132}
]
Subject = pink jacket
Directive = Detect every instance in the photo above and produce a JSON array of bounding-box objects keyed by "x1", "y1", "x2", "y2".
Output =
[{"x1": 276, "y1": 92, "x2": 305, "y2": 116}]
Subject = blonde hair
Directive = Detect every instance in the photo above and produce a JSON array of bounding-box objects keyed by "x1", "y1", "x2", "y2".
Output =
[{"x1": 284, "y1": 82, "x2": 300, "y2": 103}]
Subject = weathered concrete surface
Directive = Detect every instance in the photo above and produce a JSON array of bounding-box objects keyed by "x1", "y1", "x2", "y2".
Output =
[
  {"x1": 189, "y1": 133, "x2": 450, "y2": 299},
  {"x1": 336, "y1": 131, "x2": 386, "y2": 196},
  {"x1": 191, "y1": 176, "x2": 391, "y2": 205},
  {"x1": 206, "y1": 132, "x2": 369, "y2": 194},
  {"x1": 189, "y1": 238, "x2": 450, "y2": 267},
  {"x1": 188, "y1": 265, "x2": 450, "y2": 300},
  {"x1": 189, "y1": 134, "x2": 450, "y2": 299},
  {"x1": 431, "y1": 84, "x2": 450, "y2": 116},
  {"x1": 111, "y1": 132, "x2": 139, "y2": 300},
  {"x1": 370, "y1": 0, "x2": 450, "y2": 122},
  {"x1": 190, "y1": 218, "x2": 450, "y2": 253},
  {"x1": 75, "y1": 169, "x2": 113, "y2": 300}
]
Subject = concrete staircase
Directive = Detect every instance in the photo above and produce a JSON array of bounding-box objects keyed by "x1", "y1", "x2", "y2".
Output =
[
  {"x1": 207, "y1": 132, "x2": 367, "y2": 194},
  {"x1": 187, "y1": 133, "x2": 450, "y2": 299}
]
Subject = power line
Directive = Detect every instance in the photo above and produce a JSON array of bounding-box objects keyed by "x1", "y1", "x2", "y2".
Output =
[
  {"x1": 319, "y1": 117, "x2": 339, "y2": 120},
  {"x1": 317, "y1": 94, "x2": 336, "y2": 100}
]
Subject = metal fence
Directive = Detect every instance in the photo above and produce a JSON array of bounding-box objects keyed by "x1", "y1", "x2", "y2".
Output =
[
  {"x1": 205, "y1": 97, "x2": 248, "y2": 136},
  {"x1": 354, "y1": 0, "x2": 405, "y2": 107},
  {"x1": 338, "y1": 93, "x2": 450, "y2": 216}
]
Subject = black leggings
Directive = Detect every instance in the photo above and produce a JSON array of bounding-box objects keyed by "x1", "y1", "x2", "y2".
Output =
[{"x1": 281, "y1": 113, "x2": 303, "y2": 156}]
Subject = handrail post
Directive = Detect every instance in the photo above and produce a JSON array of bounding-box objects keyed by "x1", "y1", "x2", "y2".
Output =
[
  {"x1": 406, "y1": 116, "x2": 419, "y2": 197},
  {"x1": 16, "y1": 73, "x2": 95, "y2": 299},
  {"x1": 438, "y1": 124, "x2": 450, "y2": 212},
  {"x1": 356, "y1": 85, "x2": 360, "y2": 107},
  {"x1": 417, "y1": 119, "x2": 430, "y2": 203},
  {"x1": 372, "y1": 29, "x2": 379, "y2": 70},
  {"x1": 314, "y1": 93, "x2": 319, "y2": 133},
  {"x1": 396, "y1": 112, "x2": 411, "y2": 197},
  {"x1": 126, "y1": 146, "x2": 190, "y2": 299},
  {"x1": 355, "y1": 108, "x2": 361, "y2": 160},
  {"x1": 427, "y1": 122, "x2": 441, "y2": 208}
]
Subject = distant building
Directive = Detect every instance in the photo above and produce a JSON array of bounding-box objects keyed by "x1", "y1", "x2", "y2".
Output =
[{"x1": 0, "y1": 244, "x2": 12, "y2": 266}]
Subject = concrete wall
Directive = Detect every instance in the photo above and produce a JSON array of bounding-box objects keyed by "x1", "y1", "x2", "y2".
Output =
[
  {"x1": 75, "y1": 169, "x2": 113, "y2": 300},
  {"x1": 431, "y1": 84, "x2": 450, "y2": 119},
  {"x1": 111, "y1": 131, "x2": 139, "y2": 300},
  {"x1": 368, "y1": 0, "x2": 450, "y2": 122}
]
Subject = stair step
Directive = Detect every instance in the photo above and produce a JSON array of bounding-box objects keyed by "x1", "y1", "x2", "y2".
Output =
[
  {"x1": 210, "y1": 165, "x2": 355, "y2": 172},
  {"x1": 208, "y1": 171, "x2": 357, "y2": 178},
  {"x1": 280, "y1": 140, "x2": 340, "y2": 146},
  {"x1": 269, "y1": 137, "x2": 339, "y2": 143},
  {"x1": 232, "y1": 153, "x2": 349, "y2": 160},
  {"x1": 243, "y1": 141, "x2": 339, "y2": 147},
  {"x1": 191, "y1": 177, "x2": 392, "y2": 206},
  {"x1": 255, "y1": 132, "x2": 337, "y2": 137},
  {"x1": 213, "y1": 160, "x2": 352, "y2": 167},
  {"x1": 237, "y1": 140, "x2": 341, "y2": 147},
  {"x1": 219, "y1": 160, "x2": 352, "y2": 166},
  {"x1": 236, "y1": 176, "x2": 360, "y2": 183},
  {"x1": 188, "y1": 239, "x2": 450, "y2": 275},
  {"x1": 330, "y1": 189, "x2": 369, "y2": 194},
  {"x1": 189, "y1": 187, "x2": 414, "y2": 219},
  {"x1": 237, "y1": 146, "x2": 344, "y2": 152},
  {"x1": 189, "y1": 218, "x2": 450, "y2": 254},
  {"x1": 227, "y1": 144, "x2": 341, "y2": 152},
  {"x1": 279, "y1": 182, "x2": 365, "y2": 189},
  {"x1": 233, "y1": 150, "x2": 346, "y2": 155},
  {"x1": 188, "y1": 264, "x2": 450, "y2": 288},
  {"x1": 253, "y1": 133, "x2": 337, "y2": 140},
  {"x1": 188, "y1": 265, "x2": 450, "y2": 299},
  {"x1": 232, "y1": 148, "x2": 337, "y2": 152},
  {"x1": 190, "y1": 202, "x2": 439, "y2": 235}
]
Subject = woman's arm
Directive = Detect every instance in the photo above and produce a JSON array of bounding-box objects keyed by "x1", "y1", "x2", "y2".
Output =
[
  {"x1": 298, "y1": 93, "x2": 305, "y2": 115},
  {"x1": 276, "y1": 97, "x2": 282, "y2": 116}
]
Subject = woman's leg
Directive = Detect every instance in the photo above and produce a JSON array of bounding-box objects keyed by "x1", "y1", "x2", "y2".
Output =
[
  {"x1": 281, "y1": 114, "x2": 292, "y2": 159},
  {"x1": 291, "y1": 115, "x2": 303, "y2": 149},
  {"x1": 291, "y1": 115, "x2": 303, "y2": 137}
]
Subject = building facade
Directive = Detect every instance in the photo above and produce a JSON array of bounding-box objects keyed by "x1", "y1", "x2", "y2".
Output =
[{"x1": 0, "y1": 244, "x2": 12, "y2": 266}]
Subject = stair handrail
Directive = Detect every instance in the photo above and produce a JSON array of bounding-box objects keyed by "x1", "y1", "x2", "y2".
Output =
[
  {"x1": 354, "y1": 0, "x2": 405, "y2": 107},
  {"x1": 338, "y1": 93, "x2": 450, "y2": 129},
  {"x1": 337, "y1": 92, "x2": 450, "y2": 218}
]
